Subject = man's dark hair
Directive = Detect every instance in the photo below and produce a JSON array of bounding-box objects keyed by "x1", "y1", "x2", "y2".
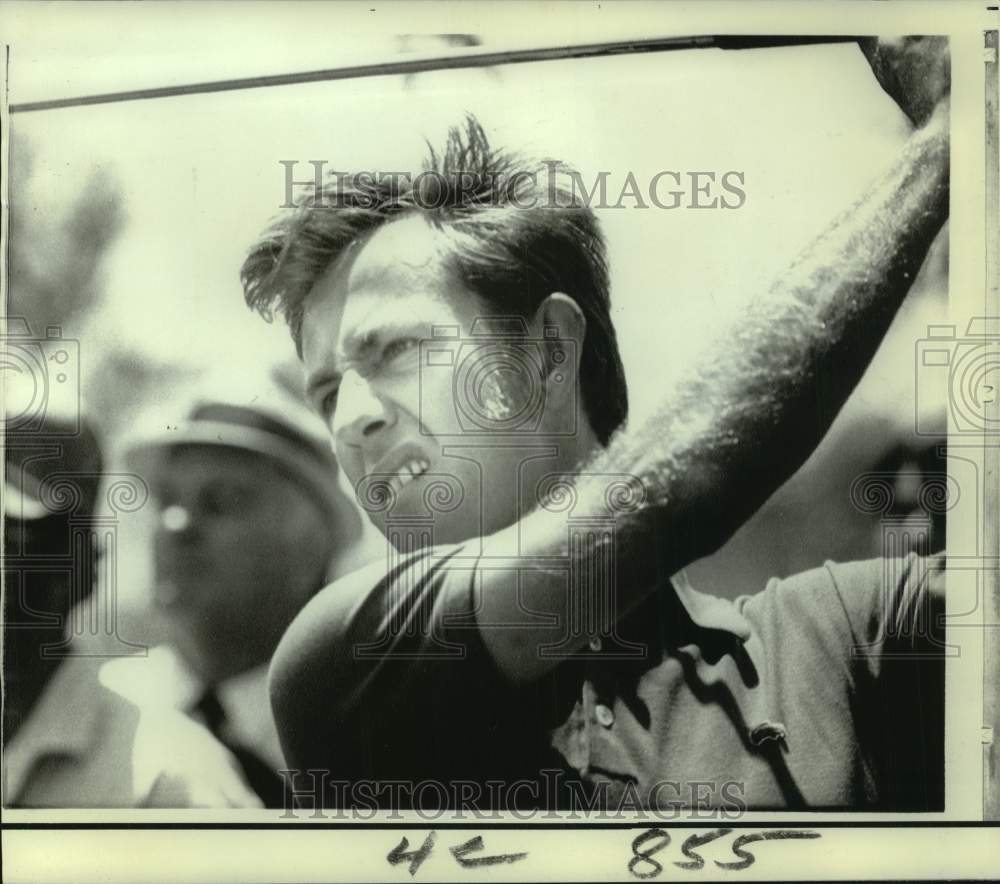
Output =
[{"x1": 241, "y1": 115, "x2": 628, "y2": 445}]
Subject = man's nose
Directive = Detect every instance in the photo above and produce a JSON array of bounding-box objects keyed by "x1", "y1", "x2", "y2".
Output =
[{"x1": 331, "y1": 369, "x2": 394, "y2": 444}]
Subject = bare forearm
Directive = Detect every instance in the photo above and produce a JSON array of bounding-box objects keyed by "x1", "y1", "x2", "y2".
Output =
[
  {"x1": 592, "y1": 102, "x2": 949, "y2": 567},
  {"x1": 480, "y1": 105, "x2": 949, "y2": 681}
]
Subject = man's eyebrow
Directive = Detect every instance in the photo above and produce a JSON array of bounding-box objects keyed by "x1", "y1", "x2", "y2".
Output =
[
  {"x1": 305, "y1": 367, "x2": 341, "y2": 400},
  {"x1": 305, "y1": 317, "x2": 430, "y2": 398},
  {"x1": 303, "y1": 331, "x2": 377, "y2": 399}
]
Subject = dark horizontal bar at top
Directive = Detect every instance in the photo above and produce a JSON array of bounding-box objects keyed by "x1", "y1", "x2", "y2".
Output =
[
  {"x1": 0, "y1": 820, "x2": 995, "y2": 830},
  {"x1": 9, "y1": 35, "x2": 859, "y2": 114}
]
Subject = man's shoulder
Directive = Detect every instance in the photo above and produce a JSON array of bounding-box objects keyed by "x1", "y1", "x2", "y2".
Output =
[
  {"x1": 5, "y1": 657, "x2": 260, "y2": 808},
  {"x1": 274, "y1": 543, "x2": 472, "y2": 662},
  {"x1": 269, "y1": 542, "x2": 489, "y2": 770},
  {"x1": 736, "y1": 552, "x2": 945, "y2": 657}
]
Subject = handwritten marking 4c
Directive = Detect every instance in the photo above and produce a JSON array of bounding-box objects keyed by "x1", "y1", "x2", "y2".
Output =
[{"x1": 387, "y1": 832, "x2": 528, "y2": 876}]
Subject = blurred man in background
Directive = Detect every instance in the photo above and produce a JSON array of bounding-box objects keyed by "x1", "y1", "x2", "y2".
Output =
[
  {"x1": 3, "y1": 397, "x2": 258, "y2": 807},
  {"x1": 101, "y1": 370, "x2": 365, "y2": 807}
]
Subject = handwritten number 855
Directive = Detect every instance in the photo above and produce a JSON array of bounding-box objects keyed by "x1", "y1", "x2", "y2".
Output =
[{"x1": 629, "y1": 828, "x2": 821, "y2": 878}]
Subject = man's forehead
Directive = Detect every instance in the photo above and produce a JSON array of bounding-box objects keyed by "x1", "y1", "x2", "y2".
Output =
[
  {"x1": 302, "y1": 216, "x2": 472, "y2": 358},
  {"x1": 355, "y1": 215, "x2": 452, "y2": 282},
  {"x1": 315, "y1": 215, "x2": 453, "y2": 303}
]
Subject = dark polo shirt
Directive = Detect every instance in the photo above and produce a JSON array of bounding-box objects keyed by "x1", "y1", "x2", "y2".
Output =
[{"x1": 270, "y1": 549, "x2": 944, "y2": 812}]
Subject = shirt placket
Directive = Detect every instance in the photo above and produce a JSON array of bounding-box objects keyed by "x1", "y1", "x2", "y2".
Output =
[{"x1": 581, "y1": 636, "x2": 620, "y2": 772}]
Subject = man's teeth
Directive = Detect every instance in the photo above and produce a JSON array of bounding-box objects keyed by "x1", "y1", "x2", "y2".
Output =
[{"x1": 389, "y1": 459, "x2": 429, "y2": 491}]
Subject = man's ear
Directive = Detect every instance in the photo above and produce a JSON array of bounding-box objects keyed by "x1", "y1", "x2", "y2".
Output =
[{"x1": 533, "y1": 292, "x2": 586, "y2": 402}]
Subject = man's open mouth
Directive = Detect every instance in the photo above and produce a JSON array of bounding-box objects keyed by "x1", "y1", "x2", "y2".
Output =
[{"x1": 386, "y1": 457, "x2": 430, "y2": 493}]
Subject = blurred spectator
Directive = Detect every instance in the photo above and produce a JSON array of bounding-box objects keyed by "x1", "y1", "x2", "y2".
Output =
[
  {"x1": 101, "y1": 369, "x2": 366, "y2": 807},
  {"x1": 3, "y1": 398, "x2": 259, "y2": 808}
]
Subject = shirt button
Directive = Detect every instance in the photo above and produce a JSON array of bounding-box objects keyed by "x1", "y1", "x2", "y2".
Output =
[
  {"x1": 588, "y1": 636, "x2": 603, "y2": 652},
  {"x1": 594, "y1": 703, "x2": 615, "y2": 727}
]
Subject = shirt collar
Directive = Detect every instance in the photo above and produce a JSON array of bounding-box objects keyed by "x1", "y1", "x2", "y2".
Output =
[
  {"x1": 99, "y1": 644, "x2": 203, "y2": 710},
  {"x1": 214, "y1": 664, "x2": 284, "y2": 769},
  {"x1": 100, "y1": 647, "x2": 284, "y2": 769},
  {"x1": 669, "y1": 572, "x2": 786, "y2": 751},
  {"x1": 215, "y1": 662, "x2": 269, "y2": 711},
  {"x1": 3, "y1": 656, "x2": 105, "y2": 804},
  {"x1": 671, "y1": 570, "x2": 753, "y2": 641},
  {"x1": 162, "y1": 653, "x2": 271, "y2": 727},
  {"x1": 101, "y1": 645, "x2": 268, "y2": 715}
]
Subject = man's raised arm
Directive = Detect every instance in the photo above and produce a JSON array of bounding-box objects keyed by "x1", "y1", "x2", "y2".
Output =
[{"x1": 480, "y1": 38, "x2": 951, "y2": 680}]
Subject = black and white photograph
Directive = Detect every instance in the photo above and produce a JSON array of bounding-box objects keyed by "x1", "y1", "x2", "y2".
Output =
[{"x1": 1, "y1": 1, "x2": 997, "y2": 881}]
